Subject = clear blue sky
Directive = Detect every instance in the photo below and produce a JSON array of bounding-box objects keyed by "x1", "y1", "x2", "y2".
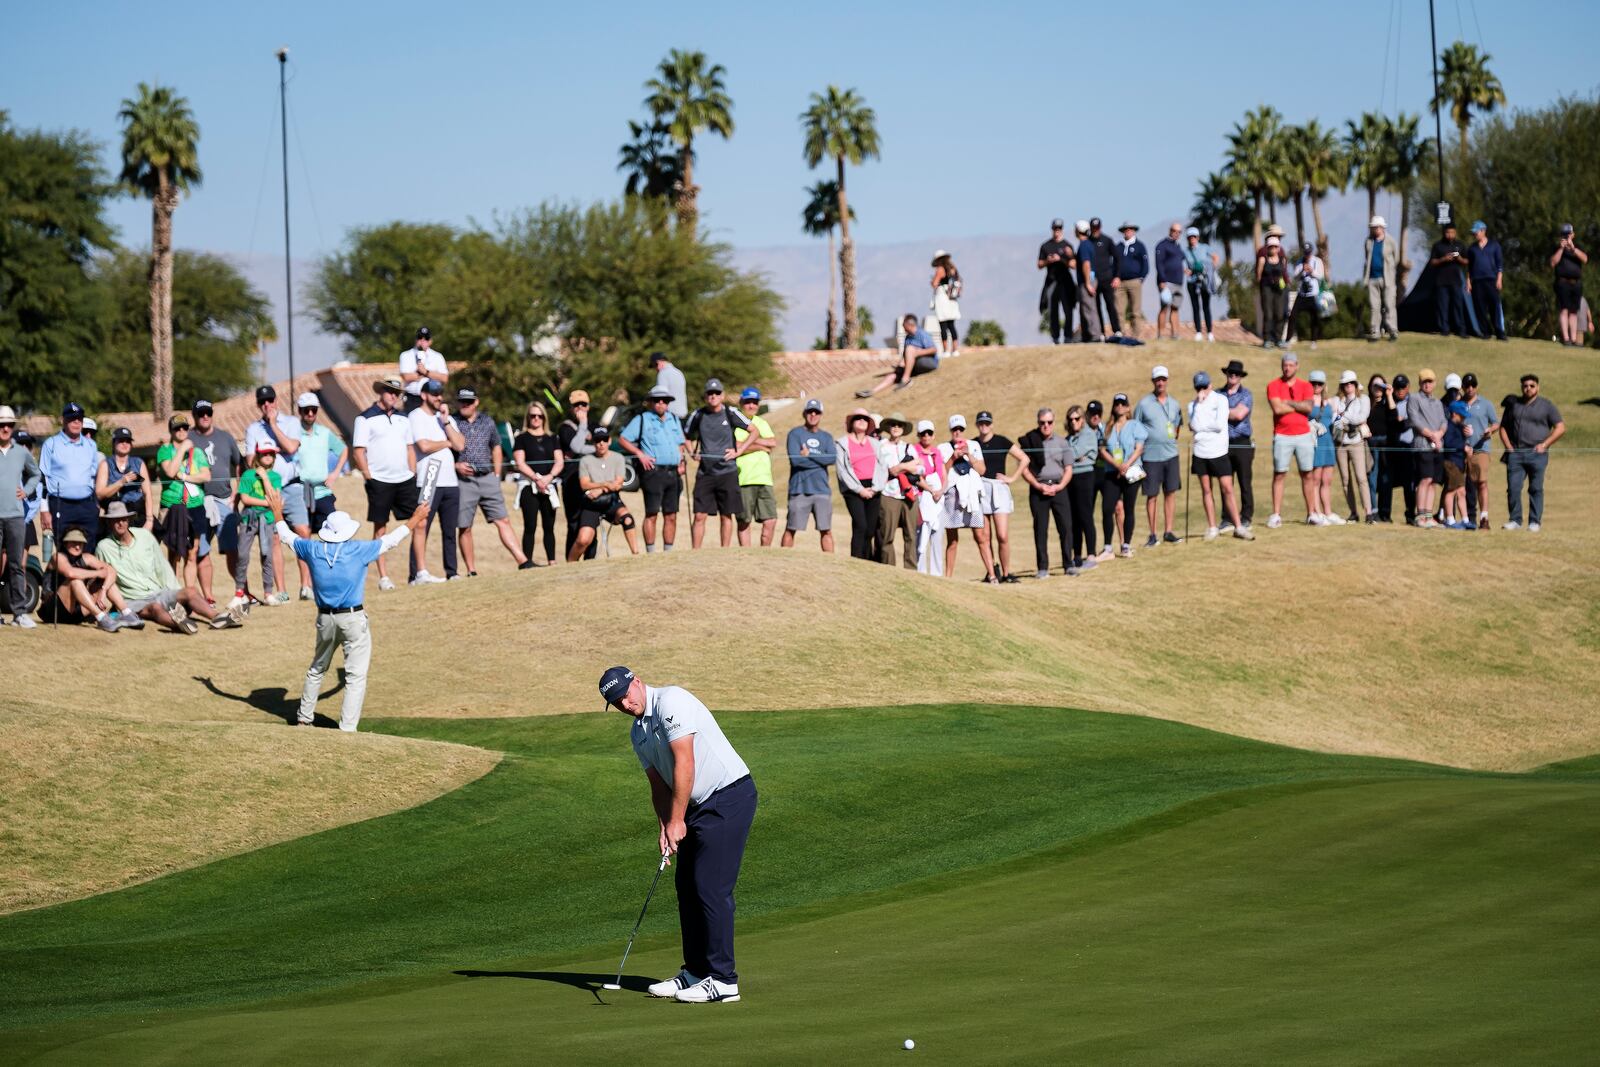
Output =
[{"x1": 4, "y1": 0, "x2": 1597, "y2": 259}]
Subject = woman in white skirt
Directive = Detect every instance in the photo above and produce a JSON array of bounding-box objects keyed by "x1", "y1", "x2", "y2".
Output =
[
  {"x1": 940, "y1": 415, "x2": 998, "y2": 583},
  {"x1": 930, "y1": 251, "x2": 962, "y2": 358}
]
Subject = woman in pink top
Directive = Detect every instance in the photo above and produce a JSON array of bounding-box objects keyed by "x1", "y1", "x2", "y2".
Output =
[{"x1": 837, "y1": 410, "x2": 887, "y2": 561}]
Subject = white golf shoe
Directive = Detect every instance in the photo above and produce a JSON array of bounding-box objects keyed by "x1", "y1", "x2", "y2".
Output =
[
  {"x1": 647, "y1": 969, "x2": 703, "y2": 999},
  {"x1": 1266, "y1": 513, "x2": 1283, "y2": 529},
  {"x1": 674, "y1": 976, "x2": 740, "y2": 1003}
]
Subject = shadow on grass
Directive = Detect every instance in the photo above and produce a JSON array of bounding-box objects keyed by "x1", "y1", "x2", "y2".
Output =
[
  {"x1": 192, "y1": 674, "x2": 343, "y2": 728},
  {"x1": 454, "y1": 970, "x2": 651, "y2": 1004}
]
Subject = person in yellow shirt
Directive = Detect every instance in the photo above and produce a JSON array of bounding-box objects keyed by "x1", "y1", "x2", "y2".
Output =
[{"x1": 732, "y1": 387, "x2": 778, "y2": 546}]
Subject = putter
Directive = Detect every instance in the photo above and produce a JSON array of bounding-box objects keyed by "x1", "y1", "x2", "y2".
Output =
[
  {"x1": 602, "y1": 850, "x2": 670, "y2": 990},
  {"x1": 1184, "y1": 443, "x2": 1191, "y2": 543}
]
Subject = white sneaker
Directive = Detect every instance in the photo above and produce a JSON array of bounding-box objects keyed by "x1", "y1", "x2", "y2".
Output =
[
  {"x1": 1266, "y1": 514, "x2": 1282, "y2": 529},
  {"x1": 409, "y1": 571, "x2": 447, "y2": 586},
  {"x1": 1324, "y1": 513, "x2": 1346, "y2": 526},
  {"x1": 1233, "y1": 526, "x2": 1256, "y2": 541},
  {"x1": 1528, "y1": 522, "x2": 1541, "y2": 533},
  {"x1": 447, "y1": 574, "x2": 465, "y2": 581},
  {"x1": 265, "y1": 591, "x2": 291, "y2": 606},
  {"x1": 299, "y1": 586, "x2": 313, "y2": 601},
  {"x1": 648, "y1": 969, "x2": 703, "y2": 999},
  {"x1": 1207, "y1": 332, "x2": 1216, "y2": 342},
  {"x1": 1194, "y1": 332, "x2": 1204, "y2": 342},
  {"x1": 674, "y1": 976, "x2": 740, "y2": 1003},
  {"x1": 1308, "y1": 513, "x2": 1326, "y2": 526},
  {"x1": 13, "y1": 614, "x2": 36, "y2": 630},
  {"x1": 378, "y1": 577, "x2": 397, "y2": 591},
  {"x1": 1310, "y1": 341, "x2": 1318, "y2": 350},
  {"x1": 1502, "y1": 521, "x2": 1520, "y2": 531},
  {"x1": 1204, "y1": 526, "x2": 1219, "y2": 541},
  {"x1": 228, "y1": 593, "x2": 250, "y2": 612}
]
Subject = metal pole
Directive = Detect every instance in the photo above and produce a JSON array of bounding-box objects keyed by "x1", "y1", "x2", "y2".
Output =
[
  {"x1": 1427, "y1": 0, "x2": 1446, "y2": 206},
  {"x1": 276, "y1": 48, "x2": 295, "y2": 395}
]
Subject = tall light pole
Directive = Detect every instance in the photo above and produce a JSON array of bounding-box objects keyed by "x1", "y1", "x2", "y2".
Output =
[
  {"x1": 1426, "y1": 0, "x2": 1447, "y2": 216},
  {"x1": 276, "y1": 47, "x2": 295, "y2": 395}
]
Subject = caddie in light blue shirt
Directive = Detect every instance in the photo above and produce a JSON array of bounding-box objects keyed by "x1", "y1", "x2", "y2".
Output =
[
  {"x1": 599, "y1": 666, "x2": 757, "y2": 1005},
  {"x1": 271, "y1": 489, "x2": 427, "y2": 732}
]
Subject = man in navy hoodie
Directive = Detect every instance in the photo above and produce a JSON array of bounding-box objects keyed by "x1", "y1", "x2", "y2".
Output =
[
  {"x1": 1153, "y1": 224, "x2": 1188, "y2": 339},
  {"x1": 1116, "y1": 222, "x2": 1150, "y2": 336}
]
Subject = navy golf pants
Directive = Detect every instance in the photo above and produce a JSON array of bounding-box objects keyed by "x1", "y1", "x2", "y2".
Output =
[{"x1": 677, "y1": 775, "x2": 757, "y2": 985}]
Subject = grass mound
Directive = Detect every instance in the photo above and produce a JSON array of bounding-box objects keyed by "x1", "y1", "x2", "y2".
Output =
[{"x1": 3, "y1": 705, "x2": 1594, "y2": 1062}]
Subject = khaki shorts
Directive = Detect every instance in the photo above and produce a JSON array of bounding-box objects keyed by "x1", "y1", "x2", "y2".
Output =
[
  {"x1": 1467, "y1": 452, "x2": 1490, "y2": 481},
  {"x1": 740, "y1": 484, "x2": 777, "y2": 523},
  {"x1": 1443, "y1": 461, "x2": 1466, "y2": 493}
]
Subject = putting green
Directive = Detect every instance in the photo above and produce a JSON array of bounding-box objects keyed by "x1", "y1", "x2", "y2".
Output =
[{"x1": 4, "y1": 707, "x2": 1596, "y2": 1062}]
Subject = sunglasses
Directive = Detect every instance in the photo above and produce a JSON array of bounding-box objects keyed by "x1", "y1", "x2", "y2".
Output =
[
  {"x1": 918, "y1": 430, "x2": 934, "y2": 436},
  {"x1": 572, "y1": 401, "x2": 589, "y2": 407},
  {"x1": 1039, "y1": 419, "x2": 1054, "y2": 426},
  {"x1": 1069, "y1": 415, "x2": 1083, "y2": 421}
]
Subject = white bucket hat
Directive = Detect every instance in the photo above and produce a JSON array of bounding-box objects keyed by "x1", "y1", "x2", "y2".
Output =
[
  {"x1": 0, "y1": 405, "x2": 16, "y2": 425},
  {"x1": 1370, "y1": 215, "x2": 1387, "y2": 229},
  {"x1": 1339, "y1": 370, "x2": 1359, "y2": 386},
  {"x1": 319, "y1": 511, "x2": 360, "y2": 543}
]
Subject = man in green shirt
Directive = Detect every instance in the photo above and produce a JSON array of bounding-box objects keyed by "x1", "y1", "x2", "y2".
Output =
[
  {"x1": 733, "y1": 387, "x2": 778, "y2": 546},
  {"x1": 96, "y1": 501, "x2": 244, "y2": 634}
]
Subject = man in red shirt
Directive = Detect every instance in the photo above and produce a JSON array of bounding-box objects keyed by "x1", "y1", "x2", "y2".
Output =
[{"x1": 1266, "y1": 352, "x2": 1316, "y2": 528}]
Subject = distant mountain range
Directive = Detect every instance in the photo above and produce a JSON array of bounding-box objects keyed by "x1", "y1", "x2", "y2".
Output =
[{"x1": 230, "y1": 188, "x2": 1426, "y2": 379}]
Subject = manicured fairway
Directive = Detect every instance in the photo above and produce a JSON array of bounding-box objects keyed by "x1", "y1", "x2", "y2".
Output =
[{"x1": 3, "y1": 706, "x2": 1596, "y2": 1063}]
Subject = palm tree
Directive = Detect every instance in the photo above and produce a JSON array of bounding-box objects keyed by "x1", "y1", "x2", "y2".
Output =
[
  {"x1": 1292, "y1": 120, "x2": 1346, "y2": 269},
  {"x1": 801, "y1": 181, "x2": 854, "y2": 350},
  {"x1": 1281, "y1": 125, "x2": 1314, "y2": 253},
  {"x1": 118, "y1": 82, "x2": 201, "y2": 422},
  {"x1": 617, "y1": 118, "x2": 683, "y2": 202},
  {"x1": 800, "y1": 86, "x2": 880, "y2": 349},
  {"x1": 1224, "y1": 105, "x2": 1286, "y2": 250},
  {"x1": 1385, "y1": 113, "x2": 1431, "y2": 293},
  {"x1": 1432, "y1": 41, "x2": 1507, "y2": 173},
  {"x1": 643, "y1": 49, "x2": 734, "y2": 236},
  {"x1": 1345, "y1": 112, "x2": 1393, "y2": 222},
  {"x1": 1190, "y1": 171, "x2": 1251, "y2": 265}
]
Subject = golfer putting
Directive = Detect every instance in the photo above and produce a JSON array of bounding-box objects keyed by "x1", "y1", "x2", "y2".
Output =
[{"x1": 598, "y1": 666, "x2": 757, "y2": 1003}]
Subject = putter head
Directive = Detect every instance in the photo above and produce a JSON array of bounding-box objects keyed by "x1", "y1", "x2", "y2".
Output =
[{"x1": 601, "y1": 982, "x2": 622, "y2": 990}]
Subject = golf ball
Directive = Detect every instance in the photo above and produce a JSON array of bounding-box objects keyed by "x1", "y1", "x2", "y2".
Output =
[{"x1": 903, "y1": 1039, "x2": 915, "y2": 1051}]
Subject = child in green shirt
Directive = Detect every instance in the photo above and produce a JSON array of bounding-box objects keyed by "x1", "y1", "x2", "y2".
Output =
[{"x1": 235, "y1": 444, "x2": 285, "y2": 603}]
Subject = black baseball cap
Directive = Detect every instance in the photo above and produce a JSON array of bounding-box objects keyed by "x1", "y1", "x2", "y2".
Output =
[
  {"x1": 1089, "y1": 216, "x2": 1102, "y2": 229},
  {"x1": 1392, "y1": 373, "x2": 1409, "y2": 388},
  {"x1": 1050, "y1": 218, "x2": 1064, "y2": 229},
  {"x1": 1086, "y1": 400, "x2": 1104, "y2": 416},
  {"x1": 62, "y1": 401, "x2": 85, "y2": 419},
  {"x1": 192, "y1": 399, "x2": 214, "y2": 414},
  {"x1": 1462, "y1": 372, "x2": 1478, "y2": 388},
  {"x1": 456, "y1": 388, "x2": 478, "y2": 403},
  {"x1": 255, "y1": 384, "x2": 277, "y2": 403},
  {"x1": 1112, "y1": 392, "x2": 1130, "y2": 405},
  {"x1": 976, "y1": 410, "x2": 994, "y2": 424},
  {"x1": 650, "y1": 351, "x2": 668, "y2": 365},
  {"x1": 112, "y1": 426, "x2": 133, "y2": 442},
  {"x1": 590, "y1": 424, "x2": 611, "y2": 440},
  {"x1": 598, "y1": 665, "x2": 635, "y2": 707},
  {"x1": 416, "y1": 326, "x2": 432, "y2": 339}
]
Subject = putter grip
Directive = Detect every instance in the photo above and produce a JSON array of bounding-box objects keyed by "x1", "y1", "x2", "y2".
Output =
[{"x1": 418, "y1": 457, "x2": 442, "y2": 505}]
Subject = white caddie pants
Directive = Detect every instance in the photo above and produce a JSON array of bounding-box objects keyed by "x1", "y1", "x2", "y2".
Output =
[{"x1": 299, "y1": 610, "x2": 372, "y2": 731}]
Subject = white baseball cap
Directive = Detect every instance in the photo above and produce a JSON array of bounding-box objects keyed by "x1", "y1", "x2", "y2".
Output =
[
  {"x1": 297, "y1": 391, "x2": 320, "y2": 409},
  {"x1": 1444, "y1": 373, "x2": 1462, "y2": 390},
  {"x1": 1370, "y1": 215, "x2": 1387, "y2": 229},
  {"x1": 948, "y1": 414, "x2": 967, "y2": 430},
  {"x1": 914, "y1": 418, "x2": 935, "y2": 435},
  {"x1": 1151, "y1": 365, "x2": 1170, "y2": 380},
  {"x1": 318, "y1": 511, "x2": 360, "y2": 543},
  {"x1": 82, "y1": 417, "x2": 98, "y2": 431}
]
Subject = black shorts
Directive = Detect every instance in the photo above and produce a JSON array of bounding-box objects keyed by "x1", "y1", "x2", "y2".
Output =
[
  {"x1": 1141, "y1": 456, "x2": 1182, "y2": 497},
  {"x1": 1555, "y1": 278, "x2": 1582, "y2": 313},
  {"x1": 892, "y1": 355, "x2": 940, "y2": 384},
  {"x1": 1190, "y1": 454, "x2": 1232, "y2": 479},
  {"x1": 579, "y1": 497, "x2": 629, "y2": 530},
  {"x1": 1413, "y1": 451, "x2": 1444, "y2": 483},
  {"x1": 640, "y1": 467, "x2": 682, "y2": 516},
  {"x1": 692, "y1": 469, "x2": 741, "y2": 516},
  {"x1": 365, "y1": 478, "x2": 419, "y2": 525}
]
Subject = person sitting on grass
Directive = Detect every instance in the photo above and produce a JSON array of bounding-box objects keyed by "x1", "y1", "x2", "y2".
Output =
[
  {"x1": 96, "y1": 500, "x2": 245, "y2": 634},
  {"x1": 43, "y1": 528, "x2": 132, "y2": 632},
  {"x1": 568, "y1": 427, "x2": 641, "y2": 561},
  {"x1": 235, "y1": 442, "x2": 285, "y2": 606},
  {"x1": 857, "y1": 314, "x2": 939, "y2": 398}
]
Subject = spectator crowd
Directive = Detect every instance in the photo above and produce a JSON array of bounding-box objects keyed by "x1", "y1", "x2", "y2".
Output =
[{"x1": 0, "y1": 342, "x2": 1568, "y2": 629}]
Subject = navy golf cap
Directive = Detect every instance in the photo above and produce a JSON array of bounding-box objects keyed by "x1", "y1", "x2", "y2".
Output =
[
  {"x1": 599, "y1": 665, "x2": 635, "y2": 706},
  {"x1": 62, "y1": 401, "x2": 85, "y2": 419},
  {"x1": 421, "y1": 379, "x2": 444, "y2": 396}
]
